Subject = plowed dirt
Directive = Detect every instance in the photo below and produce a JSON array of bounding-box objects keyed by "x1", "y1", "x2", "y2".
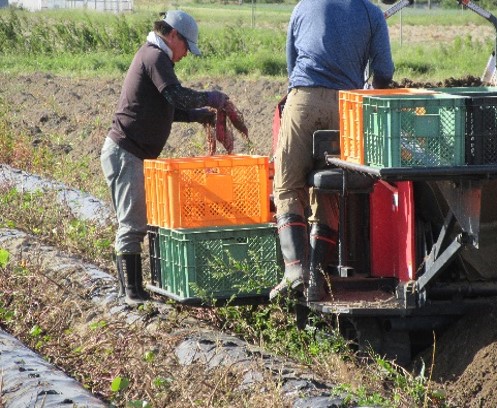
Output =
[{"x1": 1, "y1": 71, "x2": 497, "y2": 407}]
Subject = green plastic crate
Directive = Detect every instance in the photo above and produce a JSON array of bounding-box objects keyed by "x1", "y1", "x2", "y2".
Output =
[
  {"x1": 158, "y1": 228, "x2": 173, "y2": 292},
  {"x1": 363, "y1": 94, "x2": 467, "y2": 168},
  {"x1": 158, "y1": 224, "x2": 283, "y2": 301},
  {"x1": 434, "y1": 86, "x2": 497, "y2": 94}
]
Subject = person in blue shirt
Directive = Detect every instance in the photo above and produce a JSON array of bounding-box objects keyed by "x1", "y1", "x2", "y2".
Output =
[{"x1": 270, "y1": 0, "x2": 394, "y2": 302}]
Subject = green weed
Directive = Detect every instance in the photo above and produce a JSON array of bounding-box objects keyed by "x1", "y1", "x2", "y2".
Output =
[
  {"x1": 111, "y1": 376, "x2": 130, "y2": 392},
  {"x1": 0, "y1": 249, "x2": 9, "y2": 268}
]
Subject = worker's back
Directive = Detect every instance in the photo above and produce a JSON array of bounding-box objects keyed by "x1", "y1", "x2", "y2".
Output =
[{"x1": 286, "y1": 0, "x2": 394, "y2": 90}]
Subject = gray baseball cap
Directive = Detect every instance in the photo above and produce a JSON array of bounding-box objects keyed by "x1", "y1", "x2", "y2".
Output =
[{"x1": 164, "y1": 10, "x2": 201, "y2": 56}]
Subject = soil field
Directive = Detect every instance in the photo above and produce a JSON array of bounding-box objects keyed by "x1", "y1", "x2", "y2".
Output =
[
  {"x1": 1, "y1": 36, "x2": 497, "y2": 405},
  {"x1": 1, "y1": 73, "x2": 287, "y2": 166},
  {"x1": 388, "y1": 22, "x2": 495, "y2": 45}
]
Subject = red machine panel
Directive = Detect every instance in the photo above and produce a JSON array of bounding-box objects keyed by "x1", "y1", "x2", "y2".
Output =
[{"x1": 370, "y1": 180, "x2": 415, "y2": 282}]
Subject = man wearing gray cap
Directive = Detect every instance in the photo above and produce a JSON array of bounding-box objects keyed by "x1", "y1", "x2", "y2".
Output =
[{"x1": 100, "y1": 10, "x2": 230, "y2": 306}]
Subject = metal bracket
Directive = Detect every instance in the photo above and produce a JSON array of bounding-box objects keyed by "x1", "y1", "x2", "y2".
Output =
[
  {"x1": 436, "y1": 179, "x2": 482, "y2": 248},
  {"x1": 396, "y1": 280, "x2": 417, "y2": 308},
  {"x1": 413, "y1": 179, "x2": 485, "y2": 301},
  {"x1": 336, "y1": 170, "x2": 348, "y2": 273},
  {"x1": 416, "y1": 211, "x2": 466, "y2": 296},
  {"x1": 338, "y1": 266, "x2": 354, "y2": 278}
]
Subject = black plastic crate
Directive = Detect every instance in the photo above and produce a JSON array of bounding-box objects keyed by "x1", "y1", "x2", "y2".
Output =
[
  {"x1": 147, "y1": 226, "x2": 161, "y2": 287},
  {"x1": 434, "y1": 87, "x2": 497, "y2": 165},
  {"x1": 465, "y1": 96, "x2": 497, "y2": 165}
]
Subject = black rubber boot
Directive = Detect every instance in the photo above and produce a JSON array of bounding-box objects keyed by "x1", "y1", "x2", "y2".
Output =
[
  {"x1": 116, "y1": 254, "x2": 149, "y2": 306},
  {"x1": 269, "y1": 214, "x2": 309, "y2": 300},
  {"x1": 306, "y1": 223, "x2": 337, "y2": 302},
  {"x1": 115, "y1": 252, "x2": 125, "y2": 297}
]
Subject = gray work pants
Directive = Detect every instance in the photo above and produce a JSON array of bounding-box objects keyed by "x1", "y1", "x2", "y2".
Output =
[
  {"x1": 273, "y1": 86, "x2": 340, "y2": 228},
  {"x1": 100, "y1": 137, "x2": 147, "y2": 254}
]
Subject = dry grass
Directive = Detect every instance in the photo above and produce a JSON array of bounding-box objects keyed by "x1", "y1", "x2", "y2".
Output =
[
  {"x1": 0, "y1": 236, "x2": 329, "y2": 407},
  {"x1": 0, "y1": 193, "x2": 449, "y2": 406}
]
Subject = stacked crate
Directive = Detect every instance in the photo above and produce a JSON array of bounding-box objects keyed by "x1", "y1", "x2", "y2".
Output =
[
  {"x1": 340, "y1": 87, "x2": 497, "y2": 168},
  {"x1": 339, "y1": 88, "x2": 471, "y2": 168},
  {"x1": 339, "y1": 88, "x2": 438, "y2": 164},
  {"x1": 339, "y1": 87, "x2": 497, "y2": 168},
  {"x1": 144, "y1": 155, "x2": 282, "y2": 303}
]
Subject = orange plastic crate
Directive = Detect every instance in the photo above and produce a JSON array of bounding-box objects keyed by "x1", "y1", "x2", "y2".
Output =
[
  {"x1": 268, "y1": 160, "x2": 275, "y2": 218},
  {"x1": 144, "y1": 158, "x2": 170, "y2": 226},
  {"x1": 144, "y1": 159, "x2": 159, "y2": 225},
  {"x1": 339, "y1": 88, "x2": 437, "y2": 164},
  {"x1": 147, "y1": 155, "x2": 272, "y2": 228},
  {"x1": 155, "y1": 159, "x2": 171, "y2": 227},
  {"x1": 268, "y1": 160, "x2": 274, "y2": 192}
]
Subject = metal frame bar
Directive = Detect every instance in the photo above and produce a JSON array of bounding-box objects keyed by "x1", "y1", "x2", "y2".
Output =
[
  {"x1": 384, "y1": 0, "x2": 413, "y2": 19},
  {"x1": 326, "y1": 158, "x2": 497, "y2": 182},
  {"x1": 417, "y1": 220, "x2": 465, "y2": 294},
  {"x1": 424, "y1": 211, "x2": 455, "y2": 272}
]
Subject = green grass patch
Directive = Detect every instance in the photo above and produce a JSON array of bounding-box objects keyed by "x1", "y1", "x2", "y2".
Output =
[
  {"x1": 385, "y1": 6, "x2": 497, "y2": 25},
  {"x1": 392, "y1": 35, "x2": 493, "y2": 82},
  {"x1": 1, "y1": 5, "x2": 495, "y2": 81},
  {"x1": 0, "y1": 53, "x2": 132, "y2": 77}
]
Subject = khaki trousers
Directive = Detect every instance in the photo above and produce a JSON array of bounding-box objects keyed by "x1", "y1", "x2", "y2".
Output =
[{"x1": 273, "y1": 87, "x2": 340, "y2": 227}]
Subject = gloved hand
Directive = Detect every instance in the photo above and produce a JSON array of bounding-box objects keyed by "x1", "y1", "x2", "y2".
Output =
[
  {"x1": 372, "y1": 75, "x2": 392, "y2": 89},
  {"x1": 189, "y1": 108, "x2": 216, "y2": 126},
  {"x1": 206, "y1": 91, "x2": 229, "y2": 109}
]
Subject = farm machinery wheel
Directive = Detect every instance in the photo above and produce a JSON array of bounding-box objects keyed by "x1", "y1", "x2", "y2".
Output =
[{"x1": 339, "y1": 316, "x2": 412, "y2": 366}]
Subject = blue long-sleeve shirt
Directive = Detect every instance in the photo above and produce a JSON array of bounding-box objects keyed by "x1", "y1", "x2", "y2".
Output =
[{"x1": 287, "y1": 0, "x2": 394, "y2": 90}]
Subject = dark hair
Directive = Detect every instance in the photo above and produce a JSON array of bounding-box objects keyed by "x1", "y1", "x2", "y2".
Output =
[{"x1": 154, "y1": 20, "x2": 173, "y2": 37}]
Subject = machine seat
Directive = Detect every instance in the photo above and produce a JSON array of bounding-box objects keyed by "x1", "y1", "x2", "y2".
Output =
[{"x1": 308, "y1": 168, "x2": 374, "y2": 193}]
